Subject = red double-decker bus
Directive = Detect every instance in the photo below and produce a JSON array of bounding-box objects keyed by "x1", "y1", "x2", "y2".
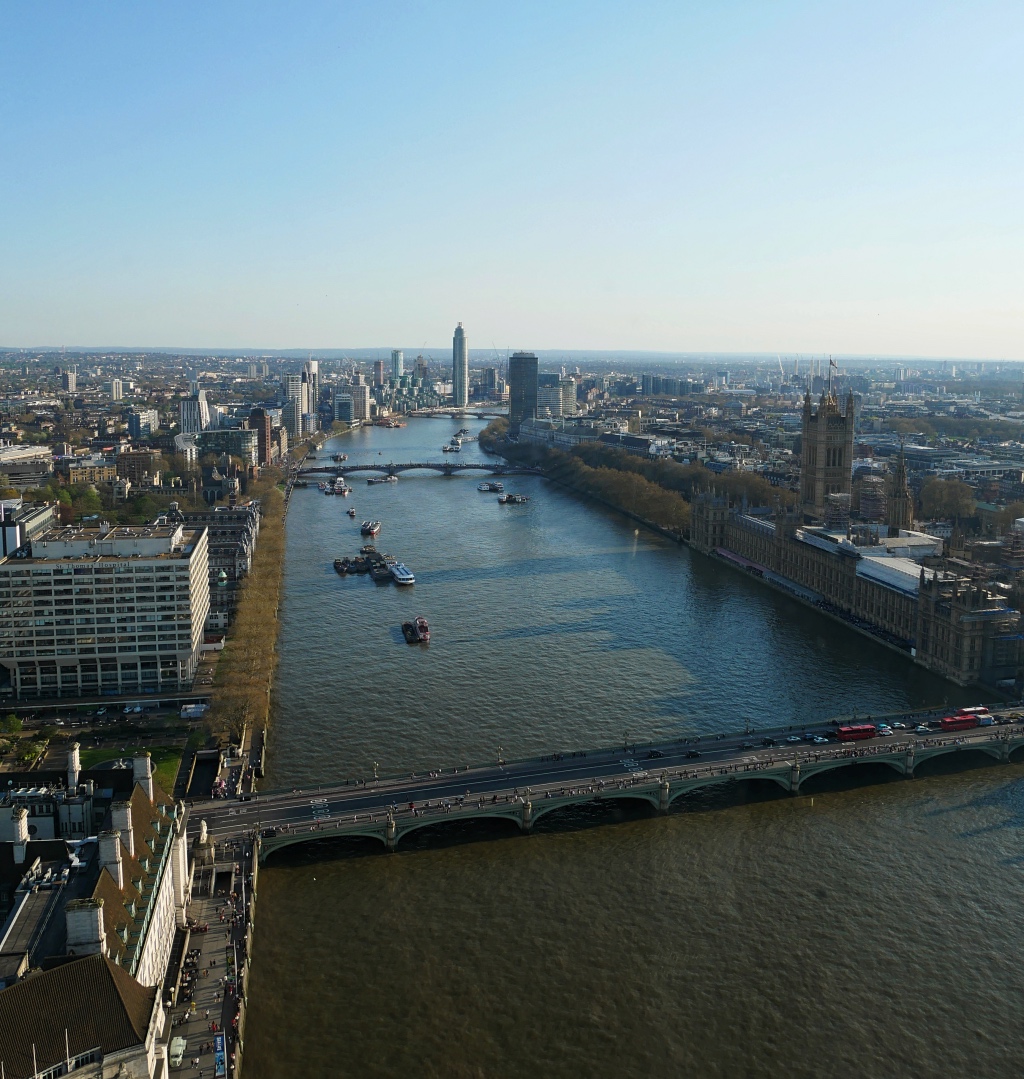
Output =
[
  {"x1": 836, "y1": 724, "x2": 877, "y2": 742},
  {"x1": 940, "y1": 714, "x2": 979, "y2": 732}
]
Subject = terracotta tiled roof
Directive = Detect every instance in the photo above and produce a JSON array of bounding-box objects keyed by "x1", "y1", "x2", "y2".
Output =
[{"x1": 0, "y1": 953, "x2": 155, "y2": 1079}]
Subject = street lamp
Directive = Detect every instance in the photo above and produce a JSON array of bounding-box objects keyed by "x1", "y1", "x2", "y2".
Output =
[
  {"x1": 373, "y1": 761, "x2": 379, "y2": 781},
  {"x1": 498, "y1": 745, "x2": 503, "y2": 766}
]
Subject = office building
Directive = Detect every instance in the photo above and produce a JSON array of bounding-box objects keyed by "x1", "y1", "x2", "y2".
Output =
[
  {"x1": 391, "y1": 350, "x2": 404, "y2": 380},
  {"x1": 282, "y1": 397, "x2": 302, "y2": 439},
  {"x1": 167, "y1": 501, "x2": 260, "y2": 630},
  {"x1": 179, "y1": 388, "x2": 211, "y2": 434},
  {"x1": 373, "y1": 359, "x2": 386, "y2": 386},
  {"x1": 197, "y1": 429, "x2": 259, "y2": 467},
  {"x1": 0, "y1": 521, "x2": 210, "y2": 700},
  {"x1": 115, "y1": 450, "x2": 162, "y2": 485},
  {"x1": 559, "y1": 378, "x2": 577, "y2": 416},
  {"x1": 127, "y1": 409, "x2": 159, "y2": 439},
  {"x1": 61, "y1": 368, "x2": 77, "y2": 393},
  {"x1": 248, "y1": 407, "x2": 273, "y2": 466},
  {"x1": 482, "y1": 367, "x2": 498, "y2": 396},
  {"x1": 108, "y1": 378, "x2": 123, "y2": 401},
  {"x1": 333, "y1": 393, "x2": 354, "y2": 424},
  {"x1": 303, "y1": 359, "x2": 320, "y2": 418},
  {"x1": 350, "y1": 384, "x2": 371, "y2": 422},
  {"x1": 536, "y1": 387, "x2": 563, "y2": 419},
  {"x1": 508, "y1": 352, "x2": 539, "y2": 434},
  {"x1": 452, "y1": 323, "x2": 468, "y2": 408}
]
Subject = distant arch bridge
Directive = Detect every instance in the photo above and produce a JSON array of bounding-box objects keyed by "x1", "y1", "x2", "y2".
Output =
[{"x1": 297, "y1": 461, "x2": 543, "y2": 478}]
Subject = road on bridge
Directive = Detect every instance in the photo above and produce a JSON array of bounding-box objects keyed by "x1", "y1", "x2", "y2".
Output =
[{"x1": 189, "y1": 711, "x2": 1024, "y2": 846}]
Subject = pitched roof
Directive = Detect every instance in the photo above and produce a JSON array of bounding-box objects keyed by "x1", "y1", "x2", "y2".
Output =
[{"x1": 0, "y1": 953, "x2": 155, "y2": 1079}]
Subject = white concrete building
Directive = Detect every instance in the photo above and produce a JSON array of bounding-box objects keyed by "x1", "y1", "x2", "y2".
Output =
[{"x1": 0, "y1": 522, "x2": 209, "y2": 700}]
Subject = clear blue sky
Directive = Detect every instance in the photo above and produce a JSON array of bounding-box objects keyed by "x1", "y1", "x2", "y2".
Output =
[{"x1": 1, "y1": 2, "x2": 1021, "y2": 357}]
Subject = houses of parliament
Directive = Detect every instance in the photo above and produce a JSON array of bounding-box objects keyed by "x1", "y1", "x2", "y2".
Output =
[{"x1": 691, "y1": 389, "x2": 1021, "y2": 687}]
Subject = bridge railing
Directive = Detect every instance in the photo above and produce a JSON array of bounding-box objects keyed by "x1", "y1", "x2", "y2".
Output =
[{"x1": 250, "y1": 721, "x2": 1024, "y2": 804}]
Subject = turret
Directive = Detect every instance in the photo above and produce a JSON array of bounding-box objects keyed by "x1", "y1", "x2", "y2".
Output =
[
  {"x1": 67, "y1": 741, "x2": 81, "y2": 791},
  {"x1": 111, "y1": 801, "x2": 134, "y2": 857},
  {"x1": 66, "y1": 898, "x2": 107, "y2": 956},
  {"x1": 99, "y1": 829, "x2": 124, "y2": 889},
  {"x1": 133, "y1": 752, "x2": 154, "y2": 802}
]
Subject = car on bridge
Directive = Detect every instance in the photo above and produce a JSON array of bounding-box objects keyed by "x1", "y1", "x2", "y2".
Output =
[{"x1": 685, "y1": 750, "x2": 701, "y2": 759}]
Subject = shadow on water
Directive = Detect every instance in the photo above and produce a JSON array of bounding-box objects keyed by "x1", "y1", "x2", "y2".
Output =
[
  {"x1": 670, "y1": 776, "x2": 792, "y2": 813},
  {"x1": 262, "y1": 835, "x2": 384, "y2": 866},
  {"x1": 797, "y1": 761, "x2": 906, "y2": 795}
]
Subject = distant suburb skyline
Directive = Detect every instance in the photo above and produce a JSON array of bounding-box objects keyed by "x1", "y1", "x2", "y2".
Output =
[{"x1": 1, "y1": 2, "x2": 1022, "y2": 358}]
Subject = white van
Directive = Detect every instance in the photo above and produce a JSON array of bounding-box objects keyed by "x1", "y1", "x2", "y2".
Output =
[{"x1": 170, "y1": 1037, "x2": 186, "y2": 1069}]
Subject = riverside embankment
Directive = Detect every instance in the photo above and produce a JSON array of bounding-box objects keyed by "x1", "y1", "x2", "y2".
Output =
[{"x1": 233, "y1": 416, "x2": 1024, "y2": 1079}]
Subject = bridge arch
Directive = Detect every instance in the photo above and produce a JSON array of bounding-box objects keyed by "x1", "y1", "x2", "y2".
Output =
[
  {"x1": 794, "y1": 755, "x2": 907, "y2": 793},
  {"x1": 666, "y1": 771, "x2": 792, "y2": 807},
  {"x1": 259, "y1": 828, "x2": 387, "y2": 864},
  {"x1": 393, "y1": 810, "x2": 524, "y2": 849},
  {"x1": 911, "y1": 743, "x2": 1005, "y2": 777}
]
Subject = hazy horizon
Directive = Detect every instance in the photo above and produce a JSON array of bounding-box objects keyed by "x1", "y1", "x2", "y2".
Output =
[{"x1": 2, "y1": 2, "x2": 1022, "y2": 356}]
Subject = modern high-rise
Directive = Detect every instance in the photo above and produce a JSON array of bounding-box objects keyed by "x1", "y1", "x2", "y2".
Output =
[
  {"x1": 536, "y1": 387, "x2": 562, "y2": 419},
  {"x1": 108, "y1": 379, "x2": 123, "y2": 401},
  {"x1": 373, "y1": 360, "x2": 386, "y2": 386},
  {"x1": 452, "y1": 323, "x2": 468, "y2": 408},
  {"x1": 333, "y1": 393, "x2": 354, "y2": 424},
  {"x1": 303, "y1": 359, "x2": 320, "y2": 419},
  {"x1": 180, "y1": 388, "x2": 211, "y2": 433},
  {"x1": 127, "y1": 409, "x2": 159, "y2": 439},
  {"x1": 350, "y1": 384, "x2": 371, "y2": 422},
  {"x1": 391, "y1": 350, "x2": 404, "y2": 380},
  {"x1": 61, "y1": 368, "x2": 77, "y2": 393},
  {"x1": 248, "y1": 407, "x2": 273, "y2": 466},
  {"x1": 559, "y1": 378, "x2": 577, "y2": 416},
  {"x1": 508, "y1": 352, "x2": 539, "y2": 434},
  {"x1": 0, "y1": 521, "x2": 210, "y2": 699}
]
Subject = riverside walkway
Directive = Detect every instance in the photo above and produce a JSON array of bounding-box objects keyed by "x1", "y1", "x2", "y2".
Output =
[{"x1": 189, "y1": 710, "x2": 1024, "y2": 863}]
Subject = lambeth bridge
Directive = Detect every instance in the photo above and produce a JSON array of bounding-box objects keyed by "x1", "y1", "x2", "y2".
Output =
[
  {"x1": 297, "y1": 461, "x2": 543, "y2": 478},
  {"x1": 191, "y1": 711, "x2": 1024, "y2": 863}
]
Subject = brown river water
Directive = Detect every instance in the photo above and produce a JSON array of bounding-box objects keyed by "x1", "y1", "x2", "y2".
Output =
[{"x1": 244, "y1": 419, "x2": 1024, "y2": 1078}]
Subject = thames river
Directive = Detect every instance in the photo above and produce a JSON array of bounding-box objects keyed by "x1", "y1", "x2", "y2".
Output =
[{"x1": 245, "y1": 418, "x2": 1024, "y2": 1078}]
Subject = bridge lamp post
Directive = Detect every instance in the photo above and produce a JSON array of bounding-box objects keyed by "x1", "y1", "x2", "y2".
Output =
[{"x1": 498, "y1": 745, "x2": 503, "y2": 766}]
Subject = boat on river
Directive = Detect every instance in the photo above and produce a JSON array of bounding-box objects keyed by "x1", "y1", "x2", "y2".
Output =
[
  {"x1": 391, "y1": 563, "x2": 415, "y2": 586},
  {"x1": 401, "y1": 616, "x2": 430, "y2": 644},
  {"x1": 360, "y1": 521, "x2": 382, "y2": 536},
  {"x1": 498, "y1": 493, "x2": 529, "y2": 505},
  {"x1": 347, "y1": 507, "x2": 357, "y2": 517}
]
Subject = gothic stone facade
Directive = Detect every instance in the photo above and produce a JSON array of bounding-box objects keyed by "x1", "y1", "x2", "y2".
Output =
[{"x1": 691, "y1": 495, "x2": 1020, "y2": 686}]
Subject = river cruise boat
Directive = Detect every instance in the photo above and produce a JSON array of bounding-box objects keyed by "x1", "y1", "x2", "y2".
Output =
[
  {"x1": 331, "y1": 453, "x2": 348, "y2": 462},
  {"x1": 347, "y1": 507, "x2": 357, "y2": 517},
  {"x1": 360, "y1": 521, "x2": 382, "y2": 536},
  {"x1": 477, "y1": 481, "x2": 505, "y2": 493},
  {"x1": 391, "y1": 563, "x2": 415, "y2": 586},
  {"x1": 383, "y1": 474, "x2": 398, "y2": 483},
  {"x1": 498, "y1": 493, "x2": 530, "y2": 505}
]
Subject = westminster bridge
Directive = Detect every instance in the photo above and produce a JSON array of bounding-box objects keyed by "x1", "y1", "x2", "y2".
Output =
[{"x1": 189, "y1": 711, "x2": 1024, "y2": 863}]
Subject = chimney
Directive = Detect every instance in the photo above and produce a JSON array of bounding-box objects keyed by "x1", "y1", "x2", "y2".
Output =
[
  {"x1": 133, "y1": 752, "x2": 154, "y2": 801},
  {"x1": 12, "y1": 805, "x2": 29, "y2": 865},
  {"x1": 111, "y1": 801, "x2": 134, "y2": 857},
  {"x1": 67, "y1": 741, "x2": 81, "y2": 790},
  {"x1": 66, "y1": 898, "x2": 107, "y2": 956},
  {"x1": 99, "y1": 829, "x2": 124, "y2": 889}
]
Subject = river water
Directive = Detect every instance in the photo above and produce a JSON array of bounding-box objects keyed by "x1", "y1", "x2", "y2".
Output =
[{"x1": 245, "y1": 418, "x2": 1024, "y2": 1078}]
